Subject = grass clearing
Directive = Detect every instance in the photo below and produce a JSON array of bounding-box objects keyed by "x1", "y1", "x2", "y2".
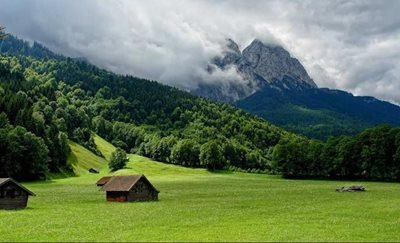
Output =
[
  {"x1": 93, "y1": 134, "x2": 116, "y2": 161},
  {"x1": 1, "y1": 139, "x2": 400, "y2": 241},
  {"x1": 67, "y1": 141, "x2": 109, "y2": 176}
]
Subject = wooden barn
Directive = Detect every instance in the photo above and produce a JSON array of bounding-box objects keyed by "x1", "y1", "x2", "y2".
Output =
[
  {"x1": 0, "y1": 178, "x2": 35, "y2": 210},
  {"x1": 99, "y1": 175, "x2": 159, "y2": 202}
]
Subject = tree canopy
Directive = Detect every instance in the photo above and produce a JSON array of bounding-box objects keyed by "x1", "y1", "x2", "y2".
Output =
[
  {"x1": 109, "y1": 148, "x2": 128, "y2": 172},
  {"x1": 1, "y1": 34, "x2": 400, "y2": 181},
  {"x1": 0, "y1": 26, "x2": 7, "y2": 39}
]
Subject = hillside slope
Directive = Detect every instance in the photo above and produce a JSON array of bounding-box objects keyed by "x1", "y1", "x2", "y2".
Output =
[
  {"x1": 236, "y1": 82, "x2": 400, "y2": 139},
  {"x1": 2, "y1": 34, "x2": 399, "y2": 182},
  {"x1": 196, "y1": 39, "x2": 400, "y2": 139},
  {"x1": 68, "y1": 140, "x2": 108, "y2": 176},
  {"x1": 93, "y1": 134, "x2": 117, "y2": 161},
  {"x1": 0, "y1": 34, "x2": 296, "y2": 180}
]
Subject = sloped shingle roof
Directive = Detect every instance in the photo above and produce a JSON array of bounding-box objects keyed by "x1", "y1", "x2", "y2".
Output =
[
  {"x1": 0, "y1": 178, "x2": 36, "y2": 196},
  {"x1": 96, "y1": 176, "x2": 112, "y2": 186},
  {"x1": 100, "y1": 175, "x2": 159, "y2": 192}
]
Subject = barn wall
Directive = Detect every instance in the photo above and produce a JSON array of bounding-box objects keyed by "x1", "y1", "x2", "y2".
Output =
[
  {"x1": 0, "y1": 182, "x2": 29, "y2": 209},
  {"x1": 127, "y1": 179, "x2": 158, "y2": 201},
  {"x1": 106, "y1": 191, "x2": 128, "y2": 202}
]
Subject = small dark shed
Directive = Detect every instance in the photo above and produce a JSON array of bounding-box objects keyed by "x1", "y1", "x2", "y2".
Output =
[
  {"x1": 0, "y1": 178, "x2": 35, "y2": 210},
  {"x1": 89, "y1": 168, "x2": 99, "y2": 174},
  {"x1": 100, "y1": 175, "x2": 159, "y2": 202}
]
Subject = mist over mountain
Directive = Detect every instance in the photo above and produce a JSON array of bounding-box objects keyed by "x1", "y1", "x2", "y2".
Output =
[
  {"x1": 193, "y1": 39, "x2": 317, "y2": 102},
  {"x1": 2, "y1": 1, "x2": 400, "y2": 105},
  {"x1": 193, "y1": 39, "x2": 400, "y2": 139}
]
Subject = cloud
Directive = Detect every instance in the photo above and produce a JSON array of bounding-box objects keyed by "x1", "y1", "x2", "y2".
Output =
[{"x1": 0, "y1": 0, "x2": 399, "y2": 104}]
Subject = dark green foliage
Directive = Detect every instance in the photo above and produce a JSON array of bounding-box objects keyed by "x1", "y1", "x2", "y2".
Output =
[
  {"x1": 236, "y1": 82, "x2": 400, "y2": 140},
  {"x1": 0, "y1": 61, "x2": 72, "y2": 178},
  {"x1": 272, "y1": 137, "x2": 313, "y2": 177},
  {"x1": 152, "y1": 135, "x2": 177, "y2": 163},
  {"x1": 0, "y1": 125, "x2": 49, "y2": 180},
  {"x1": 272, "y1": 125, "x2": 400, "y2": 180},
  {"x1": 0, "y1": 35, "x2": 293, "y2": 179},
  {"x1": 72, "y1": 127, "x2": 101, "y2": 156},
  {"x1": 199, "y1": 141, "x2": 225, "y2": 170},
  {"x1": 109, "y1": 148, "x2": 128, "y2": 171},
  {"x1": 0, "y1": 34, "x2": 60, "y2": 59},
  {"x1": 1, "y1": 35, "x2": 400, "y2": 181},
  {"x1": 0, "y1": 26, "x2": 7, "y2": 39},
  {"x1": 171, "y1": 139, "x2": 201, "y2": 167}
]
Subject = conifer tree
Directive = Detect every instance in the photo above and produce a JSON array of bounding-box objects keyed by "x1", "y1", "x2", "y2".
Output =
[{"x1": 0, "y1": 26, "x2": 7, "y2": 39}]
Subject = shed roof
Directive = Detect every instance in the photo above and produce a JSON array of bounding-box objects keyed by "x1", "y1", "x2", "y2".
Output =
[
  {"x1": 0, "y1": 178, "x2": 36, "y2": 196},
  {"x1": 100, "y1": 175, "x2": 159, "y2": 192},
  {"x1": 96, "y1": 176, "x2": 112, "y2": 186}
]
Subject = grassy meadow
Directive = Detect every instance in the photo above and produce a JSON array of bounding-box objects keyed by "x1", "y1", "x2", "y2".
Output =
[{"x1": 1, "y1": 138, "x2": 400, "y2": 242}]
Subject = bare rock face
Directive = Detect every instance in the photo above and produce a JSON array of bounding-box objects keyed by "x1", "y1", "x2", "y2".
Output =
[
  {"x1": 239, "y1": 39, "x2": 317, "y2": 89},
  {"x1": 212, "y1": 38, "x2": 242, "y2": 68},
  {"x1": 192, "y1": 38, "x2": 317, "y2": 102}
]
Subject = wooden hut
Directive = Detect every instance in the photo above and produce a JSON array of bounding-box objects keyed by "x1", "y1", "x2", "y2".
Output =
[
  {"x1": 0, "y1": 178, "x2": 35, "y2": 209},
  {"x1": 100, "y1": 175, "x2": 159, "y2": 202},
  {"x1": 89, "y1": 168, "x2": 99, "y2": 174}
]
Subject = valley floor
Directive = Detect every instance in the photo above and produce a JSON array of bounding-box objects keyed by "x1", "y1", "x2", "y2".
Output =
[{"x1": 1, "y1": 140, "x2": 400, "y2": 242}]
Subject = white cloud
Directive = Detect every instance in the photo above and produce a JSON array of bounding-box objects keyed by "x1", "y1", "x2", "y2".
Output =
[{"x1": 1, "y1": 0, "x2": 399, "y2": 104}]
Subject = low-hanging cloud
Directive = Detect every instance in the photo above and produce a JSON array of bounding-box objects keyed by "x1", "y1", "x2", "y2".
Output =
[{"x1": 1, "y1": 0, "x2": 400, "y2": 104}]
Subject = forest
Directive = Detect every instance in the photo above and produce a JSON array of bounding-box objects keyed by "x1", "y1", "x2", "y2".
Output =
[
  {"x1": 273, "y1": 125, "x2": 400, "y2": 180},
  {"x1": 0, "y1": 34, "x2": 399, "y2": 181}
]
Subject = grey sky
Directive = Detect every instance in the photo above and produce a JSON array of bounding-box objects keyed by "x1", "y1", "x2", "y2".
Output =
[{"x1": 1, "y1": 0, "x2": 399, "y2": 104}]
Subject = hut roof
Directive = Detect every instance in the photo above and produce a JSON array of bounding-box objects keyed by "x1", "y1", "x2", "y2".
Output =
[
  {"x1": 96, "y1": 176, "x2": 112, "y2": 186},
  {"x1": 100, "y1": 175, "x2": 159, "y2": 192},
  {"x1": 0, "y1": 178, "x2": 36, "y2": 196}
]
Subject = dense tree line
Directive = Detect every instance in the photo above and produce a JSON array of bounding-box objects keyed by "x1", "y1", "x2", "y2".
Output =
[
  {"x1": 1, "y1": 35, "x2": 399, "y2": 181},
  {"x1": 272, "y1": 125, "x2": 400, "y2": 180}
]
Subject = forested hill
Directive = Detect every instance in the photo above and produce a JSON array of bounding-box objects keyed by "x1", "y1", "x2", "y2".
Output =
[
  {"x1": 0, "y1": 35, "x2": 293, "y2": 180},
  {"x1": 236, "y1": 81, "x2": 400, "y2": 140},
  {"x1": 197, "y1": 38, "x2": 400, "y2": 140},
  {"x1": 1, "y1": 35, "x2": 400, "y2": 182}
]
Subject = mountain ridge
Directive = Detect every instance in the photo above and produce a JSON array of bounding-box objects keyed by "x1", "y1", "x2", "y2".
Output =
[
  {"x1": 193, "y1": 38, "x2": 317, "y2": 102},
  {"x1": 194, "y1": 38, "x2": 400, "y2": 139}
]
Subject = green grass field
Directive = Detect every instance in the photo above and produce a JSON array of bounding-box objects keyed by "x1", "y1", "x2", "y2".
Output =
[{"x1": 1, "y1": 138, "x2": 400, "y2": 242}]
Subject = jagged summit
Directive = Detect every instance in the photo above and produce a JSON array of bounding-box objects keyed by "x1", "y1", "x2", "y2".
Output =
[
  {"x1": 240, "y1": 39, "x2": 317, "y2": 88},
  {"x1": 193, "y1": 38, "x2": 317, "y2": 102},
  {"x1": 226, "y1": 38, "x2": 240, "y2": 53}
]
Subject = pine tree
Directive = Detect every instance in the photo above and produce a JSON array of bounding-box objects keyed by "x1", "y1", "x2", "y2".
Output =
[{"x1": 0, "y1": 26, "x2": 7, "y2": 39}]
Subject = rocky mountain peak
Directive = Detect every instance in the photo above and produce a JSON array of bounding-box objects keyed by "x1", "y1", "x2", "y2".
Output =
[
  {"x1": 226, "y1": 38, "x2": 240, "y2": 53},
  {"x1": 193, "y1": 38, "x2": 318, "y2": 102},
  {"x1": 240, "y1": 39, "x2": 317, "y2": 88},
  {"x1": 212, "y1": 38, "x2": 242, "y2": 69}
]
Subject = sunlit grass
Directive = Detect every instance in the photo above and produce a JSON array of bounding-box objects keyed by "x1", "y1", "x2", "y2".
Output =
[
  {"x1": 1, "y1": 137, "x2": 400, "y2": 241},
  {"x1": 67, "y1": 141, "x2": 109, "y2": 176},
  {"x1": 93, "y1": 134, "x2": 116, "y2": 161}
]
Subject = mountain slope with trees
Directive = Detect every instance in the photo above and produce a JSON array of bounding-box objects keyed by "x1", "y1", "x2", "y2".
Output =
[
  {"x1": 0, "y1": 34, "x2": 399, "y2": 181},
  {"x1": 0, "y1": 35, "x2": 292, "y2": 180},
  {"x1": 196, "y1": 38, "x2": 400, "y2": 139},
  {"x1": 236, "y1": 79, "x2": 400, "y2": 139}
]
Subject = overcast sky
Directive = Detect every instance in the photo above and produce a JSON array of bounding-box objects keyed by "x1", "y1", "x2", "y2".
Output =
[{"x1": 1, "y1": 0, "x2": 400, "y2": 104}]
